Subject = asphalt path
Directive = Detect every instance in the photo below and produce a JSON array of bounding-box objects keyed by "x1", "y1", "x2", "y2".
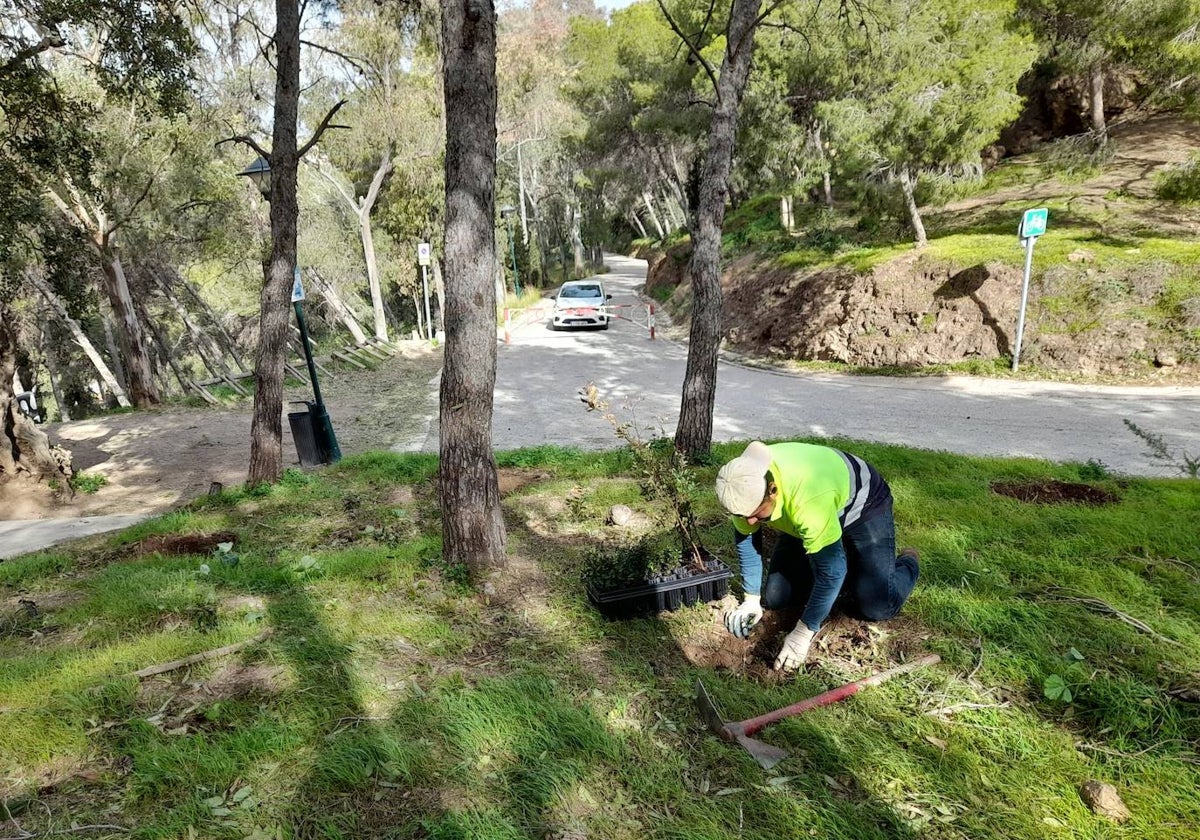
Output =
[
  {"x1": 8, "y1": 254, "x2": 1198, "y2": 560},
  {"x1": 412, "y1": 253, "x2": 1200, "y2": 478}
]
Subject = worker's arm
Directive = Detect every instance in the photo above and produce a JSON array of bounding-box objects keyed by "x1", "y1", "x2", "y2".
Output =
[
  {"x1": 799, "y1": 539, "x2": 847, "y2": 632},
  {"x1": 733, "y1": 527, "x2": 762, "y2": 595},
  {"x1": 724, "y1": 525, "x2": 764, "y2": 638}
]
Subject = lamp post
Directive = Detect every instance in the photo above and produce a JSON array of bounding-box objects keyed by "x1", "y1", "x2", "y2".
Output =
[
  {"x1": 499, "y1": 205, "x2": 521, "y2": 296},
  {"x1": 238, "y1": 155, "x2": 341, "y2": 465}
]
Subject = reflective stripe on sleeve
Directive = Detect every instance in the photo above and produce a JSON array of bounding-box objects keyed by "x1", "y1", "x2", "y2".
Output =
[{"x1": 837, "y1": 450, "x2": 872, "y2": 528}]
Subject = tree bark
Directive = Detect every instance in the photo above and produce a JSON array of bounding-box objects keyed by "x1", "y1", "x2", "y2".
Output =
[
  {"x1": 439, "y1": 0, "x2": 507, "y2": 579},
  {"x1": 360, "y1": 147, "x2": 394, "y2": 341},
  {"x1": 0, "y1": 305, "x2": 70, "y2": 485},
  {"x1": 40, "y1": 323, "x2": 70, "y2": 422},
  {"x1": 28, "y1": 272, "x2": 132, "y2": 407},
  {"x1": 1090, "y1": 63, "x2": 1107, "y2": 142},
  {"x1": 101, "y1": 312, "x2": 128, "y2": 393},
  {"x1": 313, "y1": 271, "x2": 369, "y2": 344},
  {"x1": 898, "y1": 167, "x2": 927, "y2": 248},
  {"x1": 432, "y1": 257, "x2": 446, "y2": 334},
  {"x1": 248, "y1": 0, "x2": 302, "y2": 486},
  {"x1": 628, "y1": 209, "x2": 648, "y2": 239},
  {"x1": 98, "y1": 255, "x2": 160, "y2": 407},
  {"x1": 642, "y1": 191, "x2": 665, "y2": 239},
  {"x1": 570, "y1": 204, "x2": 585, "y2": 274},
  {"x1": 674, "y1": 0, "x2": 764, "y2": 459}
]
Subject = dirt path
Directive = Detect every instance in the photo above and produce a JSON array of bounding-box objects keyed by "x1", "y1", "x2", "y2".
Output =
[
  {"x1": 0, "y1": 343, "x2": 443, "y2": 520},
  {"x1": 941, "y1": 114, "x2": 1200, "y2": 237}
]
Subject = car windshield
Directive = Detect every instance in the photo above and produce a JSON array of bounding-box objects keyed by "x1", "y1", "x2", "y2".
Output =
[{"x1": 559, "y1": 285, "x2": 602, "y2": 300}]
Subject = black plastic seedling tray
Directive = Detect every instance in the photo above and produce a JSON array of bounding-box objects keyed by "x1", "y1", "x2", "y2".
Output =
[{"x1": 587, "y1": 557, "x2": 732, "y2": 618}]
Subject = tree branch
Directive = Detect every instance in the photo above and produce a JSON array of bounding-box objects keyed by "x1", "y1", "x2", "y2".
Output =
[
  {"x1": 215, "y1": 134, "x2": 271, "y2": 161},
  {"x1": 299, "y1": 38, "x2": 369, "y2": 76},
  {"x1": 0, "y1": 33, "x2": 67, "y2": 80},
  {"x1": 297, "y1": 99, "x2": 349, "y2": 158},
  {"x1": 654, "y1": 0, "x2": 722, "y2": 104}
]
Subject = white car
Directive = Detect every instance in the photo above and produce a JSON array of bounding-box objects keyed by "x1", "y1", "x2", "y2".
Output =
[{"x1": 551, "y1": 280, "x2": 611, "y2": 330}]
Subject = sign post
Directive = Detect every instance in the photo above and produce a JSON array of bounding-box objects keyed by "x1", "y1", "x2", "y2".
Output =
[
  {"x1": 417, "y1": 242, "x2": 433, "y2": 342},
  {"x1": 1012, "y1": 208, "x2": 1048, "y2": 372}
]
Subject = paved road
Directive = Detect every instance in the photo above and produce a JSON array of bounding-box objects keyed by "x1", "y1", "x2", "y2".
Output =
[
  {"x1": 412, "y1": 253, "x2": 1200, "y2": 478},
  {"x1": 7, "y1": 254, "x2": 1197, "y2": 560}
]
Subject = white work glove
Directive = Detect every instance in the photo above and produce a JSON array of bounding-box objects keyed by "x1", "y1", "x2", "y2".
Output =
[
  {"x1": 774, "y1": 625, "x2": 816, "y2": 671},
  {"x1": 723, "y1": 594, "x2": 763, "y2": 639}
]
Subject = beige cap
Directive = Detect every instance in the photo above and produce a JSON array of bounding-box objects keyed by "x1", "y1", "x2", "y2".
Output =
[{"x1": 715, "y1": 441, "x2": 772, "y2": 516}]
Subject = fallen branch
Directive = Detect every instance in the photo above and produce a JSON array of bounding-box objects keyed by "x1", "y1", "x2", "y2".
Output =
[
  {"x1": 1077, "y1": 739, "x2": 1199, "y2": 764},
  {"x1": 0, "y1": 824, "x2": 129, "y2": 840},
  {"x1": 924, "y1": 701, "x2": 1010, "y2": 717},
  {"x1": 1041, "y1": 588, "x2": 1180, "y2": 647},
  {"x1": 133, "y1": 630, "x2": 273, "y2": 679}
]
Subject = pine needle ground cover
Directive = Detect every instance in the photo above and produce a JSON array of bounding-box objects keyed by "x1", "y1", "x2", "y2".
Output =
[{"x1": 2, "y1": 443, "x2": 1198, "y2": 839}]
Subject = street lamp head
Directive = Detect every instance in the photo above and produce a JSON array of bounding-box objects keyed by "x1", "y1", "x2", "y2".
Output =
[
  {"x1": 499, "y1": 205, "x2": 516, "y2": 219},
  {"x1": 237, "y1": 155, "x2": 272, "y2": 199}
]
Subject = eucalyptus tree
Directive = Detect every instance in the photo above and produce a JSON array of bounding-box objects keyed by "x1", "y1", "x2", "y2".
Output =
[
  {"x1": 2, "y1": 0, "x2": 194, "y2": 478},
  {"x1": 818, "y1": 0, "x2": 1035, "y2": 246},
  {"x1": 308, "y1": 0, "x2": 442, "y2": 342}
]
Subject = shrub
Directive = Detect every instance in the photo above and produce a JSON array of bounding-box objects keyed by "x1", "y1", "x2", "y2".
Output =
[{"x1": 1154, "y1": 153, "x2": 1200, "y2": 203}]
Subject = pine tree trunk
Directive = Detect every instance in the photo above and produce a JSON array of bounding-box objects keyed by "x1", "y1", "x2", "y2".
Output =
[
  {"x1": 675, "y1": 0, "x2": 764, "y2": 459},
  {"x1": 29, "y1": 272, "x2": 132, "y2": 407},
  {"x1": 898, "y1": 167, "x2": 927, "y2": 248},
  {"x1": 1090, "y1": 63, "x2": 1107, "y2": 142},
  {"x1": 439, "y1": 0, "x2": 507, "y2": 579},
  {"x1": 98, "y1": 254, "x2": 160, "y2": 407},
  {"x1": 248, "y1": 0, "x2": 301, "y2": 486}
]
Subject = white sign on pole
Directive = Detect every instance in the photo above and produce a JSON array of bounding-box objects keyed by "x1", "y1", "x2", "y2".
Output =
[
  {"x1": 417, "y1": 242, "x2": 432, "y2": 266},
  {"x1": 291, "y1": 266, "x2": 305, "y2": 302}
]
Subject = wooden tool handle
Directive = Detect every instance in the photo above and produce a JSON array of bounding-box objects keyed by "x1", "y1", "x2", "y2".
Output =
[{"x1": 740, "y1": 653, "x2": 941, "y2": 736}]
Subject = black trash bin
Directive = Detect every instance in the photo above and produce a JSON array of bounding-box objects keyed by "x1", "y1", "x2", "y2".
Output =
[{"x1": 287, "y1": 401, "x2": 322, "y2": 467}]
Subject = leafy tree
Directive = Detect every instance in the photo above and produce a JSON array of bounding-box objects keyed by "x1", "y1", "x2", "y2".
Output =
[
  {"x1": 819, "y1": 0, "x2": 1036, "y2": 246},
  {"x1": 1018, "y1": 0, "x2": 1200, "y2": 139}
]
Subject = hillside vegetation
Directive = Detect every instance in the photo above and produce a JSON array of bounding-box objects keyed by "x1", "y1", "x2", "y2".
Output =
[{"x1": 643, "y1": 115, "x2": 1200, "y2": 383}]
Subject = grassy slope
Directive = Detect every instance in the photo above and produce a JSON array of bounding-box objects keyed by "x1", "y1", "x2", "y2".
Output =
[
  {"x1": 638, "y1": 117, "x2": 1200, "y2": 376},
  {"x1": 2, "y1": 446, "x2": 1198, "y2": 839}
]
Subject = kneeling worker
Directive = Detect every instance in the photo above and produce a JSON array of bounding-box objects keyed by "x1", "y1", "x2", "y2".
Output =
[{"x1": 715, "y1": 441, "x2": 920, "y2": 671}]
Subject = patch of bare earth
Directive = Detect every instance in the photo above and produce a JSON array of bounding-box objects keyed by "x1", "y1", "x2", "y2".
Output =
[
  {"x1": 0, "y1": 343, "x2": 442, "y2": 521},
  {"x1": 991, "y1": 479, "x2": 1120, "y2": 505}
]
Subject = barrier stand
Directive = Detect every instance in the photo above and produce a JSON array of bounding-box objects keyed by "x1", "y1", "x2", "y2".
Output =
[{"x1": 649, "y1": 303, "x2": 656, "y2": 340}]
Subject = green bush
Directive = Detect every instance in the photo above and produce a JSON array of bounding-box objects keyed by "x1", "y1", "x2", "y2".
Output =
[{"x1": 1154, "y1": 153, "x2": 1200, "y2": 203}]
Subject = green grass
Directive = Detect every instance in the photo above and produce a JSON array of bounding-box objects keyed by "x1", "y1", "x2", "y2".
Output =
[{"x1": 1, "y1": 446, "x2": 1198, "y2": 839}]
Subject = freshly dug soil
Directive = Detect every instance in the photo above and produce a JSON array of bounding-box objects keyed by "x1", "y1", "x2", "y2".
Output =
[{"x1": 990, "y1": 479, "x2": 1120, "y2": 505}]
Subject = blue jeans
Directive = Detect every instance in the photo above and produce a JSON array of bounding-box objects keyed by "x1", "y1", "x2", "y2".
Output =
[{"x1": 760, "y1": 505, "x2": 918, "y2": 622}]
